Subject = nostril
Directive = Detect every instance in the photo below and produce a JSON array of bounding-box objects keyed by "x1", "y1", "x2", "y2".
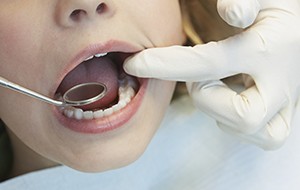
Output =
[
  {"x1": 96, "y1": 3, "x2": 107, "y2": 14},
  {"x1": 69, "y1": 3, "x2": 107, "y2": 22},
  {"x1": 70, "y1": 9, "x2": 87, "y2": 21}
]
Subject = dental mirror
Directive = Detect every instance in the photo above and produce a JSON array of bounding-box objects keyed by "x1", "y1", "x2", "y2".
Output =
[{"x1": 0, "y1": 76, "x2": 107, "y2": 107}]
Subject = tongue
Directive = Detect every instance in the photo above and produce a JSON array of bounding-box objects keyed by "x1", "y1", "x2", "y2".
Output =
[{"x1": 57, "y1": 57, "x2": 119, "y2": 110}]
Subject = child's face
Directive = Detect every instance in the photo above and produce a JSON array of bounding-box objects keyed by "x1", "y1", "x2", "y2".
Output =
[{"x1": 0, "y1": 0, "x2": 185, "y2": 172}]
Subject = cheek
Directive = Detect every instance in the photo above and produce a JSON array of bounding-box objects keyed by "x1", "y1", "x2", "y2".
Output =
[
  {"x1": 0, "y1": 6, "x2": 49, "y2": 84},
  {"x1": 0, "y1": 25, "x2": 29, "y2": 90},
  {"x1": 0, "y1": 14, "x2": 38, "y2": 61},
  {"x1": 0, "y1": 14, "x2": 56, "y2": 96},
  {"x1": 143, "y1": 0, "x2": 185, "y2": 46},
  {"x1": 0, "y1": 3, "x2": 47, "y2": 56}
]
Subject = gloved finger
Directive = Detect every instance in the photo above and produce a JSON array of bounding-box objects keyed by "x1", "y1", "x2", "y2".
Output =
[
  {"x1": 187, "y1": 80, "x2": 267, "y2": 134},
  {"x1": 217, "y1": 0, "x2": 296, "y2": 28},
  {"x1": 124, "y1": 43, "x2": 232, "y2": 81},
  {"x1": 124, "y1": 30, "x2": 264, "y2": 82},
  {"x1": 217, "y1": 0, "x2": 260, "y2": 28},
  {"x1": 255, "y1": 103, "x2": 293, "y2": 150},
  {"x1": 218, "y1": 105, "x2": 292, "y2": 150},
  {"x1": 258, "y1": 109, "x2": 291, "y2": 150}
]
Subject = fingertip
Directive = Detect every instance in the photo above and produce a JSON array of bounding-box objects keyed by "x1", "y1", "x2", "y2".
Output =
[
  {"x1": 123, "y1": 48, "x2": 169, "y2": 79},
  {"x1": 217, "y1": 0, "x2": 260, "y2": 28},
  {"x1": 266, "y1": 115, "x2": 290, "y2": 148},
  {"x1": 123, "y1": 56, "x2": 136, "y2": 75},
  {"x1": 123, "y1": 54, "x2": 148, "y2": 77},
  {"x1": 254, "y1": 113, "x2": 290, "y2": 151}
]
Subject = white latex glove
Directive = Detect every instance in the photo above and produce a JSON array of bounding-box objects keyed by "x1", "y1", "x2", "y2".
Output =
[{"x1": 124, "y1": 0, "x2": 300, "y2": 150}]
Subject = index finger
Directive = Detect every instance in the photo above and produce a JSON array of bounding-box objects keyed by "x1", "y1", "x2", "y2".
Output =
[{"x1": 124, "y1": 30, "x2": 264, "y2": 82}]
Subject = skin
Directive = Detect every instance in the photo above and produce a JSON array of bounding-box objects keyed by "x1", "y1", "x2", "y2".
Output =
[{"x1": 0, "y1": 0, "x2": 185, "y2": 177}]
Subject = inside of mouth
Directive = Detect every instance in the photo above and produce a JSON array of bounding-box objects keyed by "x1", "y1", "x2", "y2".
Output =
[{"x1": 55, "y1": 52, "x2": 139, "y2": 113}]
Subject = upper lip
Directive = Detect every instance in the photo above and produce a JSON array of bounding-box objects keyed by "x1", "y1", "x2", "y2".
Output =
[{"x1": 51, "y1": 39, "x2": 143, "y2": 97}]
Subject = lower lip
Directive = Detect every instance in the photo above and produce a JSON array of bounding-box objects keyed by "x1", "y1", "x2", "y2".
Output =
[{"x1": 54, "y1": 79, "x2": 148, "y2": 134}]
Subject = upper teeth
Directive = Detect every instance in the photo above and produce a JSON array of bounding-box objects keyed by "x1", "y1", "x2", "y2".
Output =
[{"x1": 84, "y1": 53, "x2": 108, "y2": 61}]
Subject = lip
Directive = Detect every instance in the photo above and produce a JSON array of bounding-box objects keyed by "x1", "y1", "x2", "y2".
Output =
[{"x1": 52, "y1": 40, "x2": 148, "y2": 134}]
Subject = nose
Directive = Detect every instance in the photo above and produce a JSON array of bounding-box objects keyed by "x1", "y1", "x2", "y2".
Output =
[{"x1": 55, "y1": 0, "x2": 115, "y2": 27}]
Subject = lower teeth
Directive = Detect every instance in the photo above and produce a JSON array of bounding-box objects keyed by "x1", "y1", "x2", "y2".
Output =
[{"x1": 58, "y1": 76, "x2": 137, "y2": 120}]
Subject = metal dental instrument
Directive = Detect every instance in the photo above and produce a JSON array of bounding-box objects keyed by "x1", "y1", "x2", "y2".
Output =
[{"x1": 0, "y1": 76, "x2": 107, "y2": 107}]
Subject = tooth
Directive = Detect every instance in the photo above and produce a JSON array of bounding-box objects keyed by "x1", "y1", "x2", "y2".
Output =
[
  {"x1": 64, "y1": 108, "x2": 74, "y2": 118},
  {"x1": 83, "y1": 111, "x2": 94, "y2": 120},
  {"x1": 95, "y1": 53, "x2": 108, "y2": 57},
  {"x1": 84, "y1": 55, "x2": 94, "y2": 61},
  {"x1": 112, "y1": 104, "x2": 121, "y2": 112},
  {"x1": 119, "y1": 85, "x2": 126, "y2": 92},
  {"x1": 119, "y1": 75, "x2": 138, "y2": 90},
  {"x1": 118, "y1": 100, "x2": 127, "y2": 109},
  {"x1": 125, "y1": 86, "x2": 135, "y2": 98},
  {"x1": 74, "y1": 108, "x2": 84, "y2": 120},
  {"x1": 103, "y1": 108, "x2": 113, "y2": 116},
  {"x1": 94, "y1": 110, "x2": 104, "y2": 118},
  {"x1": 124, "y1": 97, "x2": 131, "y2": 104},
  {"x1": 119, "y1": 94, "x2": 126, "y2": 101}
]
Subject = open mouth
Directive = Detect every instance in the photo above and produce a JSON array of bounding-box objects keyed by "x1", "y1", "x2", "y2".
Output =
[
  {"x1": 55, "y1": 52, "x2": 139, "y2": 120},
  {"x1": 53, "y1": 41, "x2": 148, "y2": 133}
]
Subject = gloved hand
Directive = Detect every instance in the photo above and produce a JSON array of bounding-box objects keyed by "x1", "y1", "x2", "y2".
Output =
[{"x1": 124, "y1": 0, "x2": 300, "y2": 150}]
